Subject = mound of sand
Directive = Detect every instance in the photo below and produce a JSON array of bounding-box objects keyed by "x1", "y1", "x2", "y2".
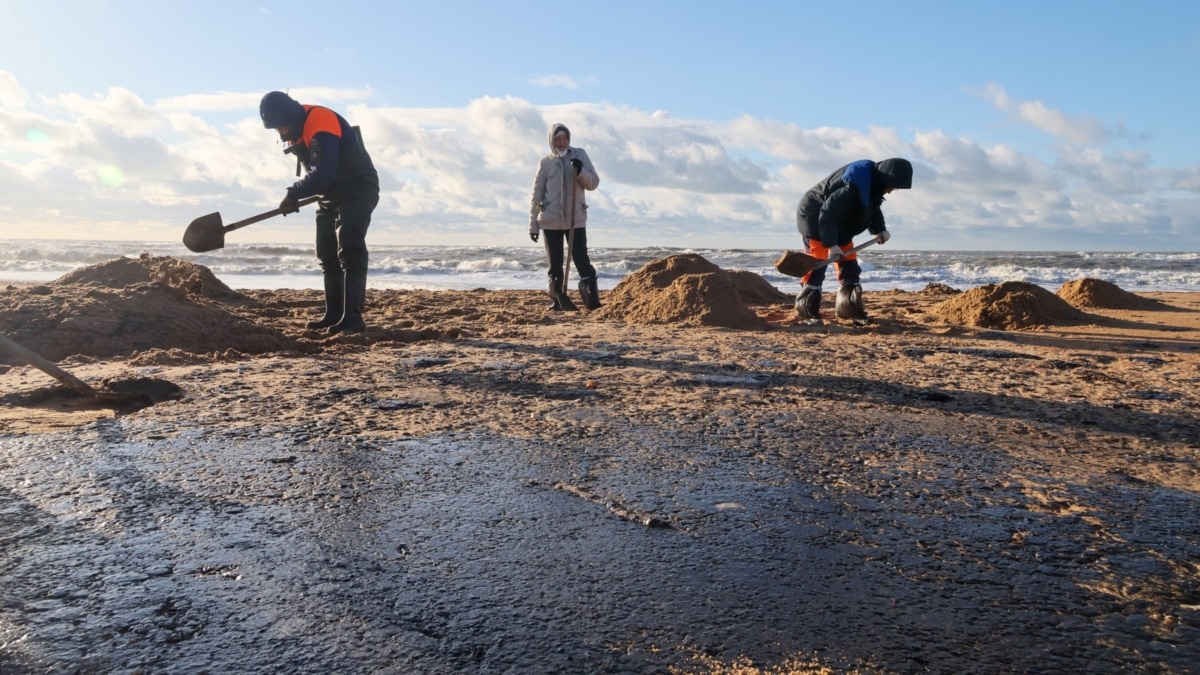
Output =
[
  {"x1": 55, "y1": 253, "x2": 242, "y2": 301},
  {"x1": 930, "y1": 281, "x2": 1091, "y2": 330},
  {"x1": 592, "y1": 254, "x2": 783, "y2": 330},
  {"x1": 0, "y1": 256, "x2": 308, "y2": 362},
  {"x1": 1056, "y1": 278, "x2": 1164, "y2": 311}
]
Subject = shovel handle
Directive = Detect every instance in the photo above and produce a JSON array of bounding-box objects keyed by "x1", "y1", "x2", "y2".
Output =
[
  {"x1": 811, "y1": 236, "x2": 881, "y2": 271},
  {"x1": 224, "y1": 195, "x2": 321, "y2": 233},
  {"x1": 0, "y1": 333, "x2": 100, "y2": 396}
]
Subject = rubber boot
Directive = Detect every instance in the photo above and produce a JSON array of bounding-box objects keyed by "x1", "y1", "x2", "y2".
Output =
[
  {"x1": 794, "y1": 285, "x2": 823, "y2": 325},
  {"x1": 835, "y1": 283, "x2": 870, "y2": 325},
  {"x1": 329, "y1": 274, "x2": 367, "y2": 334},
  {"x1": 306, "y1": 273, "x2": 344, "y2": 329},
  {"x1": 547, "y1": 278, "x2": 577, "y2": 312},
  {"x1": 578, "y1": 276, "x2": 601, "y2": 310}
]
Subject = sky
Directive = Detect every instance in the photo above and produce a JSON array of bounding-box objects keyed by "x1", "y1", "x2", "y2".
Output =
[{"x1": 0, "y1": 0, "x2": 1198, "y2": 251}]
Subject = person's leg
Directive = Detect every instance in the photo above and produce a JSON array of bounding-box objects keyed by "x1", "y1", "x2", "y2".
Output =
[
  {"x1": 833, "y1": 239, "x2": 869, "y2": 324},
  {"x1": 794, "y1": 236, "x2": 827, "y2": 323},
  {"x1": 542, "y1": 230, "x2": 574, "y2": 310},
  {"x1": 570, "y1": 228, "x2": 601, "y2": 309},
  {"x1": 329, "y1": 193, "x2": 377, "y2": 334},
  {"x1": 309, "y1": 207, "x2": 343, "y2": 329}
]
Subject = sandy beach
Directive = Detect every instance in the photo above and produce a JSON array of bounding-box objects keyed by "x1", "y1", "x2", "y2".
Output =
[{"x1": 1, "y1": 254, "x2": 1198, "y2": 673}]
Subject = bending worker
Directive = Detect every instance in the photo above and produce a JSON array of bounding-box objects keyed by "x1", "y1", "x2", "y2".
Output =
[
  {"x1": 794, "y1": 158, "x2": 913, "y2": 325},
  {"x1": 260, "y1": 90, "x2": 380, "y2": 334}
]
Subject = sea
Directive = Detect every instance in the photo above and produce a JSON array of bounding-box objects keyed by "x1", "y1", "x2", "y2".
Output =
[{"x1": 1, "y1": 239, "x2": 1198, "y2": 294}]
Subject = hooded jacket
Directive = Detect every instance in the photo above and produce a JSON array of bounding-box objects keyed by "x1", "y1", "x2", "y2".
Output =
[
  {"x1": 262, "y1": 92, "x2": 379, "y2": 203},
  {"x1": 529, "y1": 123, "x2": 600, "y2": 233},
  {"x1": 797, "y1": 158, "x2": 913, "y2": 246}
]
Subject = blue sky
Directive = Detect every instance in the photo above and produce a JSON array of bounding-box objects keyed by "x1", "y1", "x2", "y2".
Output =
[{"x1": 1, "y1": 0, "x2": 1198, "y2": 251}]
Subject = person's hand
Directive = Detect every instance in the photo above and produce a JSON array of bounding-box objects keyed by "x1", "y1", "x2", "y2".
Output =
[
  {"x1": 530, "y1": 232, "x2": 539, "y2": 243},
  {"x1": 571, "y1": 158, "x2": 583, "y2": 175},
  {"x1": 827, "y1": 245, "x2": 845, "y2": 262},
  {"x1": 279, "y1": 195, "x2": 299, "y2": 216},
  {"x1": 876, "y1": 230, "x2": 891, "y2": 244}
]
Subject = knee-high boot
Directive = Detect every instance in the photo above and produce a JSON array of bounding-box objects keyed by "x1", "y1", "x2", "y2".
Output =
[
  {"x1": 329, "y1": 273, "x2": 367, "y2": 334},
  {"x1": 577, "y1": 276, "x2": 601, "y2": 310},
  {"x1": 307, "y1": 273, "x2": 345, "y2": 329}
]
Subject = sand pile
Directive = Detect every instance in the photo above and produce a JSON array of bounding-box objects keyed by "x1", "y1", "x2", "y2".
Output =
[
  {"x1": 592, "y1": 254, "x2": 785, "y2": 330},
  {"x1": 54, "y1": 254, "x2": 243, "y2": 302},
  {"x1": 930, "y1": 281, "x2": 1091, "y2": 330},
  {"x1": 0, "y1": 255, "x2": 307, "y2": 362},
  {"x1": 1057, "y1": 278, "x2": 1164, "y2": 310}
]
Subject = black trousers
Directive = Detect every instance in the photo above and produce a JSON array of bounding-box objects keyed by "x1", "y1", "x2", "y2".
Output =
[
  {"x1": 542, "y1": 228, "x2": 596, "y2": 281},
  {"x1": 315, "y1": 192, "x2": 379, "y2": 278}
]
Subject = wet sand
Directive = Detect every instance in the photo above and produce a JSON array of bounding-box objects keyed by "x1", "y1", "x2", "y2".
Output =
[{"x1": 1, "y1": 256, "x2": 1198, "y2": 673}]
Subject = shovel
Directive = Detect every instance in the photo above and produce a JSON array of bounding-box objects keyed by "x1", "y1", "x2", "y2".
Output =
[
  {"x1": 183, "y1": 196, "x2": 320, "y2": 253},
  {"x1": 774, "y1": 236, "x2": 882, "y2": 278},
  {"x1": 0, "y1": 333, "x2": 151, "y2": 403}
]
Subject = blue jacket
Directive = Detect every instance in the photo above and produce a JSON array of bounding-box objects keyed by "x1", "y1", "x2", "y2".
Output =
[{"x1": 796, "y1": 158, "x2": 913, "y2": 246}]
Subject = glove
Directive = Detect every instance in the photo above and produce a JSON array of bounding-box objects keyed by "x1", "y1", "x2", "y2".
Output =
[
  {"x1": 827, "y1": 245, "x2": 845, "y2": 262},
  {"x1": 279, "y1": 195, "x2": 299, "y2": 216},
  {"x1": 876, "y1": 230, "x2": 891, "y2": 244},
  {"x1": 530, "y1": 232, "x2": 539, "y2": 243},
  {"x1": 570, "y1": 158, "x2": 582, "y2": 175}
]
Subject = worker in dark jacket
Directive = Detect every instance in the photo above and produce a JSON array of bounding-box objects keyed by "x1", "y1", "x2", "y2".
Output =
[
  {"x1": 260, "y1": 91, "x2": 380, "y2": 334},
  {"x1": 794, "y1": 158, "x2": 913, "y2": 325}
]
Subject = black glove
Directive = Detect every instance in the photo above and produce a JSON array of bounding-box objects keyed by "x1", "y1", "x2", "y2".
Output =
[
  {"x1": 279, "y1": 195, "x2": 300, "y2": 216},
  {"x1": 570, "y1": 158, "x2": 582, "y2": 175},
  {"x1": 530, "y1": 232, "x2": 539, "y2": 243}
]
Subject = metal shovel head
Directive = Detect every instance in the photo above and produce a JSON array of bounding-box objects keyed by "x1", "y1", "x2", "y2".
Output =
[
  {"x1": 183, "y1": 212, "x2": 225, "y2": 253},
  {"x1": 774, "y1": 249, "x2": 823, "y2": 278}
]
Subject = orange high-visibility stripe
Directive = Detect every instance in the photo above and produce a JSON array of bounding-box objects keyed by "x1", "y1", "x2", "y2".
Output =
[
  {"x1": 801, "y1": 238, "x2": 857, "y2": 285},
  {"x1": 300, "y1": 105, "x2": 343, "y2": 144}
]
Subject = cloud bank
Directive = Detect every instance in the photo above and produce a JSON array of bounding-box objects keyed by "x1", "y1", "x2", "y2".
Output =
[{"x1": 1, "y1": 72, "x2": 1196, "y2": 250}]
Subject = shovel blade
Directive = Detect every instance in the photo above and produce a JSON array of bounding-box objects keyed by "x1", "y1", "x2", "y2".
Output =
[
  {"x1": 183, "y1": 212, "x2": 226, "y2": 253},
  {"x1": 774, "y1": 249, "x2": 823, "y2": 278}
]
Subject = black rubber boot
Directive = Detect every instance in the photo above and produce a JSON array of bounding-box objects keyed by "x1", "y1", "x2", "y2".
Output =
[
  {"x1": 835, "y1": 283, "x2": 870, "y2": 325},
  {"x1": 306, "y1": 273, "x2": 344, "y2": 329},
  {"x1": 329, "y1": 274, "x2": 367, "y2": 334},
  {"x1": 547, "y1": 278, "x2": 577, "y2": 311},
  {"x1": 578, "y1": 276, "x2": 601, "y2": 310},
  {"x1": 794, "y1": 285, "x2": 823, "y2": 325}
]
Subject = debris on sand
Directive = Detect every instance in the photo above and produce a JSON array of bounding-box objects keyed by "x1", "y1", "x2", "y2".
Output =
[
  {"x1": 1056, "y1": 278, "x2": 1166, "y2": 311},
  {"x1": 930, "y1": 281, "x2": 1091, "y2": 330},
  {"x1": 591, "y1": 254, "x2": 785, "y2": 330}
]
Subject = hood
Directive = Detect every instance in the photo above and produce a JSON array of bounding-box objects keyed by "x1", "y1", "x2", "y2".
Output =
[
  {"x1": 875, "y1": 158, "x2": 913, "y2": 190},
  {"x1": 547, "y1": 123, "x2": 570, "y2": 151},
  {"x1": 259, "y1": 91, "x2": 306, "y2": 140}
]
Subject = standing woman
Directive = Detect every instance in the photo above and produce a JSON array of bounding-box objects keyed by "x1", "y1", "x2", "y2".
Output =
[{"x1": 528, "y1": 123, "x2": 601, "y2": 310}]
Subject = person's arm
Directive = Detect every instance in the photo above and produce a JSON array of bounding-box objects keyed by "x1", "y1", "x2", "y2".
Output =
[
  {"x1": 572, "y1": 149, "x2": 599, "y2": 191},
  {"x1": 529, "y1": 159, "x2": 549, "y2": 235},
  {"x1": 286, "y1": 130, "x2": 342, "y2": 199},
  {"x1": 867, "y1": 198, "x2": 887, "y2": 236}
]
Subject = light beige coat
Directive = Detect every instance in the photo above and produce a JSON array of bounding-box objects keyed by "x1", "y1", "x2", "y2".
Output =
[{"x1": 528, "y1": 123, "x2": 599, "y2": 234}]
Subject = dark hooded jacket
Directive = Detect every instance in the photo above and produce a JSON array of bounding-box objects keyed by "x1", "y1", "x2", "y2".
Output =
[
  {"x1": 797, "y1": 158, "x2": 912, "y2": 246},
  {"x1": 261, "y1": 92, "x2": 379, "y2": 202}
]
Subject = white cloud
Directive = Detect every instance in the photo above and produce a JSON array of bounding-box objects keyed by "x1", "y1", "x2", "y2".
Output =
[
  {"x1": 0, "y1": 70, "x2": 1196, "y2": 251},
  {"x1": 970, "y1": 82, "x2": 1112, "y2": 145},
  {"x1": 529, "y1": 74, "x2": 579, "y2": 89},
  {"x1": 0, "y1": 71, "x2": 27, "y2": 110}
]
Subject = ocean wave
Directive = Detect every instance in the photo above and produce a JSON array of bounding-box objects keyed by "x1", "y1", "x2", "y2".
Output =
[{"x1": 2, "y1": 239, "x2": 1198, "y2": 292}]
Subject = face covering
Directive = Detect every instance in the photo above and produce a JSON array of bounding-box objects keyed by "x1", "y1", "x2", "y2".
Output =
[{"x1": 555, "y1": 147, "x2": 569, "y2": 157}]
